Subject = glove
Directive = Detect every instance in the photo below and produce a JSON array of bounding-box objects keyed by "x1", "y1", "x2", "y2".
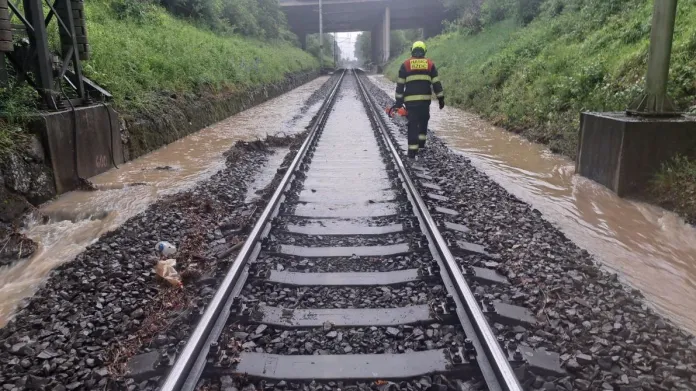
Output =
[{"x1": 438, "y1": 97, "x2": 445, "y2": 110}]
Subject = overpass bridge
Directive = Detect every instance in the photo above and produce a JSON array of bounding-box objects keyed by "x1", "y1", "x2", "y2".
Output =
[{"x1": 279, "y1": 0, "x2": 446, "y2": 65}]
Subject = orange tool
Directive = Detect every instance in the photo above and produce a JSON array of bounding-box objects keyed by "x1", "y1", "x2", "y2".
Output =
[{"x1": 386, "y1": 106, "x2": 408, "y2": 118}]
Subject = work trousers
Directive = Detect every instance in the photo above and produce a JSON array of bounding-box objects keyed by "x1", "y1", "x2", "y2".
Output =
[{"x1": 405, "y1": 103, "x2": 430, "y2": 158}]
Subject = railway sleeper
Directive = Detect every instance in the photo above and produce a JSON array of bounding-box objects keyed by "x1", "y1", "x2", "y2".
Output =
[{"x1": 203, "y1": 348, "x2": 479, "y2": 381}]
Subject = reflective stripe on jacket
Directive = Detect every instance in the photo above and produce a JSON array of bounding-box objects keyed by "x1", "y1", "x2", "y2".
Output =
[{"x1": 395, "y1": 57, "x2": 444, "y2": 104}]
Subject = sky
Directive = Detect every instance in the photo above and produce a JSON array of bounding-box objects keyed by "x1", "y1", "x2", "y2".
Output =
[{"x1": 334, "y1": 32, "x2": 358, "y2": 60}]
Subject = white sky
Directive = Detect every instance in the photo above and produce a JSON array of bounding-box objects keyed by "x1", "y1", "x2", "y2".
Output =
[{"x1": 334, "y1": 32, "x2": 358, "y2": 60}]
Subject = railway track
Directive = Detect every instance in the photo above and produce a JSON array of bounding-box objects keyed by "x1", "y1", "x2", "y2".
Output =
[{"x1": 158, "y1": 70, "x2": 562, "y2": 391}]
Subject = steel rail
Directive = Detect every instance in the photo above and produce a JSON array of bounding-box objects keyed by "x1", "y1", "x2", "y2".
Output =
[
  {"x1": 160, "y1": 70, "x2": 346, "y2": 391},
  {"x1": 353, "y1": 70, "x2": 523, "y2": 391}
]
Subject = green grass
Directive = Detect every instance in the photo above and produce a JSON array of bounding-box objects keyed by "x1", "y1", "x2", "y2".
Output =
[
  {"x1": 651, "y1": 155, "x2": 696, "y2": 223},
  {"x1": 1, "y1": 0, "x2": 318, "y2": 156},
  {"x1": 386, "y1": 0, "x2": 696, "y2": 221},
  {"x1": 0, "y1": 86, "x2": 39, "y2": 154},
  {"x1": 386, "y1": 1, "x2": 696, "y2": 159},
  {"x1": 84, "y1": 0, "x2": 318, "y2": 112}
]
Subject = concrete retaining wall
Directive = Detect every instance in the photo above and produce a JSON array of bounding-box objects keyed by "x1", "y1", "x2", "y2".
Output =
[
  {"x1": 122, "y1": 70, "x2": 318, "y2": 161},
  {"x1": 577, "y1": 112, "x2": 696, "y2": 196},
  {"x1": 0, "y1": 70, "x2": 318, "y2": 223},
  {"x1": 28, "y1": 104, "x2": 124, "y2": 194}
]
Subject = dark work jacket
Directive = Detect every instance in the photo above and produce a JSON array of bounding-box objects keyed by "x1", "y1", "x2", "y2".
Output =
[{"x1": 395, "y1": 56, "x2": 444, "y2": 106}]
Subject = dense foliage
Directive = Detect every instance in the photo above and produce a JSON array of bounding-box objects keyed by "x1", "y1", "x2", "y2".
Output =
[
  {"x1": 651, "y1": 154, "x2": 696, "y2": 223},
  {"x1": 0, "y1": 0, "x2": 318, "y2": 152},
  {"x1": 387, "y1": 0, "x2": 696, "y2": 220},
  {"x1": 87, "y1": 0, "x2": 317, "y2": 109},
  {"x1": 388, "y1": 0, "x2": 696, "y2": 158},
  {"x1": 305, "y1": 34, "x2": 342, "y2": 66},
  {"x1": 148, "y1": 0, "x2": 294, "y2": 40}
]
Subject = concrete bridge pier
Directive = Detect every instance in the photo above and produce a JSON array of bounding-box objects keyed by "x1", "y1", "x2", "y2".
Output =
[{"x1": 371, "y1": 6, "x2": 391, "y2": 69}]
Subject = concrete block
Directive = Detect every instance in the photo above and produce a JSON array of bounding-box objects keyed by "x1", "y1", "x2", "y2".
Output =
[
  {"x1": 576, "y1": 112, "x2": 696, "y2": 196},
  {"x1": 29, "y1": 104, "x2": 124, "y2": 194}
]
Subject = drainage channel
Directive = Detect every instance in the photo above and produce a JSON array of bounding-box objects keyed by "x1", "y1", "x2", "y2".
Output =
[{"x1": 155, "y1": 70, "x2": 561, "y2": 391}]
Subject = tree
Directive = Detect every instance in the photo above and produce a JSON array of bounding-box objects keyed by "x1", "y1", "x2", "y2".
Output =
[
  {"x1": 306, "y1": 33, "x2": 340, "y2": 64},
  {"x1": 517, "y1": 0, "x2": 544, "y2": 24},
  {"x1": 390, "y1": 29, "x2": 422, "y2": 58},
  {"x1": 157, "y1": 0, "x2": 293, "y2": 40},
  {"x1": 354, "y1": 29, "x2": 420, "y2": 64},
  {"x1": 354, "y1": 32, "x2": 371, "y2": 65},
  {"x1": 443, "y1": 0, "x2": 546, "y2": 29}
]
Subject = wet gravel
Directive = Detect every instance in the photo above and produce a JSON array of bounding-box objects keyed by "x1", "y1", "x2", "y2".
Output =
[
  {"x1": 255, "y1": 254, "x2": 429, "y2": 273},
  {"x1": 272, "y1": 232, "x2": 414, "y2": 247},
  {"x1": 0, "y1": 141, "x2": 268, "y2": 391},
  {"x1": 199, "y1": 375, "x2": 486, "y2": 391},
  {"x1": 13, "y1": 68, "x2": 692, "y2": 390},
  {"x1": 0, "y1": 226, "x2": 37, "y2": 267},
  {"x1": 281, "y1": 216, "x2": 408, "y2": 228},
  {"x1": 0, "y1": 75, "x2": 342, "y2": 391},
  {"x1": 220, "y1": 323, "x2": 466, "y2": 355},
  {"x1": 241, "y1": 281, "x2": 446, "y2": 309},
  {"x1": 359, "y1": 72, "x2": 696, "y2": 390}
]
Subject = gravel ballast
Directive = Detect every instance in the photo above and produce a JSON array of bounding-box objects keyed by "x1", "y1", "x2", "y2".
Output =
[
  {"x1": 359, "y1": 72, "x2": 696, "y2": 390},
  {"x1": 255, "y1": 253, "x2": 430, "y2": 273},
  {"x1": 241, "y1": 281, "x2": 446, "y2": 309},
  {"x1": 220, "y1": 323, "x2": 466, "y2": 356},
  {"x1": 4, "y1": 70, "x2": 695, "y2": 391},
  {"x1": 0, "y1": 75, "x2": 340, "y2": 391}
]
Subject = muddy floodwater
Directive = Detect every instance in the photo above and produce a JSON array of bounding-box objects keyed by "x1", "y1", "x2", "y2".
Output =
[
  {"x1": 4, "y1": 73, "x2": 696, "y2": 337},
  {"x1": 370, "y1": 75, "x2": 696, "y2": 334},
  {"x1": 0, "y1": 77, "x2": 329, "y2": 326}
]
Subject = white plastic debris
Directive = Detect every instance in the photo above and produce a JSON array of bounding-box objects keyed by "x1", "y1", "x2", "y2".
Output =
[
  {"x1": 155, "y1": 259, "x2": 183, "y2": 288},
  {"x1": 155, "y1": 241, "x2": 177, "y2": 256}
]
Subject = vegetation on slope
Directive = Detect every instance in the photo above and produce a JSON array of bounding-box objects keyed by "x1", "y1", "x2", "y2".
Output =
[
  {"x1": 386, "y1": 0, "x2": 696, "y2": 220},
  {"x1": 0, "y1": 0, "x2": 318, "y2": 153},
  {"x1": 651, "y1": 155, "x2": 696, "y2": 224},
  {"x1": 86, "y1": 0, "x2": 317, "y2": 111},
  {"x1": 149, "y1": 0, "x2": 294, "y2": 40}
]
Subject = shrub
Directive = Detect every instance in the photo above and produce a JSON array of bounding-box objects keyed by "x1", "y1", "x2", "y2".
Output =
[
  {"x1": 386, "y1": 0, "x2": 696, "y2": 160},
  {"x1": 517, "y1": 0, "x2": 543, "y2": 24},
  {"x1": 156, "y1": 0, "x2": 292, "y2": 40},
  {"x1": 481, "y1": 0, "x2": 514, "y2": 25},
  {"x1": 112, "y1": 0, "x2": 155, "y2": 21}
]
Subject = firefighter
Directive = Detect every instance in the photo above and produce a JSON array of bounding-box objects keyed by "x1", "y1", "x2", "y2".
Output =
[{"x1": 390, "y1": 41, "x2": 445, "y2": 159}]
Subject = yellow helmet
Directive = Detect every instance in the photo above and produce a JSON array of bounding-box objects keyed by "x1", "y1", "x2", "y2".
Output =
[{"x1": 411, "y1": 41, "x2": 427, "y2": 55}]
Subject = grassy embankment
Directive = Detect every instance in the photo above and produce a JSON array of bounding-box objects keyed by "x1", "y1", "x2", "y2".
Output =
[
  {"x1": 386, "y1": 0, "x2": 696, "y2": 221},
  {"x1": 0, "y1": 0, "x2": 318, "y2": 156}
]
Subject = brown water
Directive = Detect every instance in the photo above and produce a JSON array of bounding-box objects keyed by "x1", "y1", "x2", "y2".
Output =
[
  {"x1": 371, "y1": 75, "x2": 696, "y2": 334},
  {"x1": 0, "y1": 77, "x2": 330, "y2": 326}
]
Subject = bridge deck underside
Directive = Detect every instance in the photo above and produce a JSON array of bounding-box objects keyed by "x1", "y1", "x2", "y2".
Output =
[{"x1": 281, "y1": 0, "x2": 444, "y2": 33}]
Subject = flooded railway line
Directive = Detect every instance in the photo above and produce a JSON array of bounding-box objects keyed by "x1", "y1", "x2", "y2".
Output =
[
  {"x1": 158, "y1": 71, "x2": 561, "y2": 391},
  {"x1": 2, "y1": 71, "x2": 695, "y2": 391}
]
